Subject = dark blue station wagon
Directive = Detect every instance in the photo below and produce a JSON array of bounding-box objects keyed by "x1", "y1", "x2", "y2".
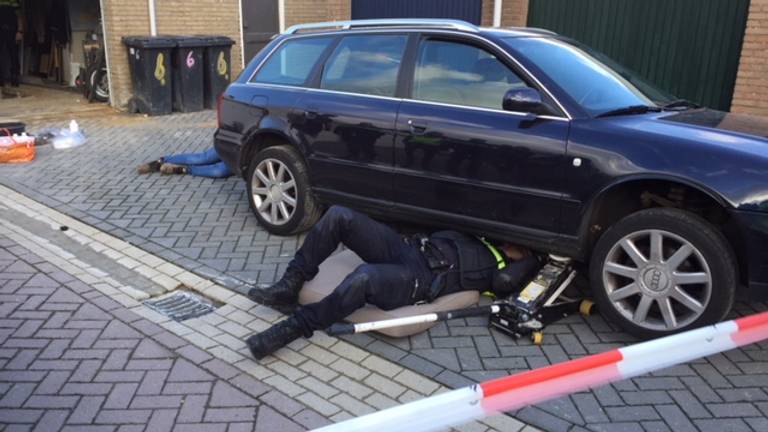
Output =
[{"x1": 215, "y1": 19, "x2": 768, "y2": 339}]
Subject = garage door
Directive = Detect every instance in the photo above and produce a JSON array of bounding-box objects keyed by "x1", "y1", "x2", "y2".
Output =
[
  {"x1": 528, "y1": 0, "x2": 750, "y2": 111},
  {"x1": 352, "y1": 0, "x2": 482, "y2": 25}
]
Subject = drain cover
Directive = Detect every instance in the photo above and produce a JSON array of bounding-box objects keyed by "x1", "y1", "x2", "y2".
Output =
[{"x1": 145, "y1": 291, "x2": 217, "y2": 321}]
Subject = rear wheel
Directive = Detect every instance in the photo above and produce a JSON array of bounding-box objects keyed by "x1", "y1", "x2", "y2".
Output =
[
  {"x1": 589, "y1": 208, "x2": 736, "y2": 339},
  {"x1": 246, "y1": 145, "x2": 321, "y2": 236},
  {"x1": 89, "y1": 68, "x2": 109, "y2": 102}
]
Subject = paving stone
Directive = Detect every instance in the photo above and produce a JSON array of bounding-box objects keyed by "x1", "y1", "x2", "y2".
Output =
[
  {"x1": 104, "y1": 383, "x2": 139, "y2": 409},
  {"x1": 605, "y1": 406, "x2": 660, "y2": 422},
  {"x1": 210, "y1": 381, "x2": 257, "y2": 407},
  {"x1": 693, "y1": 418, "x2": 751, "y2": 432},
  {"x1": 31, "y1": 409, "x2": 68, "y2": 432},
  {"x1": 258, "y1": 390, "x2": 304, "y2": 417},
  {"x1": 393, "y1": 369, "x2": 440, "y2": 395},
  {"x1": 298, "y1": 360, "x2": 339, "y2": 381},
  {"x1": 167, "y1": 359, "x2": 214, "y2": 382},
  {"x1": 293, "y1": 408, "x2": 333, "y2": 430},
  {"x1": 95, "y1": 409, "x2": 153, "y2": 424},
  {"x1": 254, "y1": 406, "x2": 304, "y2": 432},
  {"x1": 176, "y1": 394, "x2": 207, "y2": 423},
  {"x1": 133, "y1": 339, "x2": 174, "y2": 358},
  {"x1": 516, "y1": 406, "x2": 572, "y2": 432},
  {"x1": 329, "y1": 393, "x2": 376, "y2": 416},
  {"x1": 329, "y1": 357, "x2": 371, "y2": 381},
  {"x1": 68, "y1": 395, "x2": 106, "y2": 424},
  {"x1": 145, "y1": 408, "x2": 177, "y2": 432}
]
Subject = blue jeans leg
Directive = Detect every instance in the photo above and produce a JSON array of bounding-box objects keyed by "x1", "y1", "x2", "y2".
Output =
[
  {"x1": 164, "y1": 148, "x2": 221, "y2": 166},
  {"x1": 186, "y1": 162, "x2": 233, "y2": 178}
]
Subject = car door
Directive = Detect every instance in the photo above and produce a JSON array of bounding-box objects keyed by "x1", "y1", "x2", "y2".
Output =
[
  {"x1": 393, "y1": 35, "x2": 570, "y2": 240},
  {"x1": 293, "y1": 33, "x2": 409, "y2": 208}
]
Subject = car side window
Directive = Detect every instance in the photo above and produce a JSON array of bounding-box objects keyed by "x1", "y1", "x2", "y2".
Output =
[
  {"x1": 253, "y1": 37, "x2": 334, "y2": 86},
  {"x1": 413, "y1": 39, "x2": 531, "y2": 110},
  {"x1": 320, "y1": 35, "x2": 408, "y2": 97}
]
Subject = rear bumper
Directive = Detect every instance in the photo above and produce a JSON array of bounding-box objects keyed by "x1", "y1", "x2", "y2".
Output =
[
  {"x1": 213, "y1": 129, "x2": 242, "y2": 177},
  {"x1": 729, "y1": 209, "x2": 768, "y2": 299}
]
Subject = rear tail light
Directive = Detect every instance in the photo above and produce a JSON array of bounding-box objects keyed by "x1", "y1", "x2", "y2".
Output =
[{"x1": 216, "y1": 94, "x2": 224, "y2": 128}]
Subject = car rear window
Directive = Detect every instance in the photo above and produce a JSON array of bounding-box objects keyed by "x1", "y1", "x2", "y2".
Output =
[
  {"x1": 320, "y1": 35, "x2": 408, "y2": 97},
  {"x1": 253, "y1": 37, "x2": 334, "y2": 86}
]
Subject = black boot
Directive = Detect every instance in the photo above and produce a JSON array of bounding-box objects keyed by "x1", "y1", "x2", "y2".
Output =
[
  {"x1": 248, "y1": 267, "x2": 305, "y2": 307},
  {"x1": 246, "y1": 316, "x2": 304, "y2": 360}
]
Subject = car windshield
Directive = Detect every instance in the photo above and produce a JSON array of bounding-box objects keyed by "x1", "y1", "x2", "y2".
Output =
[{"x1": 505, "y1": 37, "x2": 676, "y2": 117}]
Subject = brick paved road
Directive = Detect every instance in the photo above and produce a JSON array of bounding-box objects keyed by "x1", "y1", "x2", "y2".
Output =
[
  {"x1": 0, "y1": 184, "x2": 518, "y2": 432},
  {"x1": 3, "y1": 110, "x2": 768, "y2": 431},
  {"x1": 0, "y1": 234, "x2": 326, "y2": 431}
]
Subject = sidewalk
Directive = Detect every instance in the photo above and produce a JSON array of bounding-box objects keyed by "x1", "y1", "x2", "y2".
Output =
[
  {"x1": 1, "y1": 232, "x2": 315, "y2": 432},
  {"x1": 0, "y1": 185, "x2": 523, "y2": 432}
]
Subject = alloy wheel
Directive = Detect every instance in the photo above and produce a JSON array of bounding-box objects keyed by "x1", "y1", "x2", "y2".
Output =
[
  {"x1": 602, "y1": 229, "x2": 712, "y2": 332},
  {"x1": 250, "y1": 158, "x2": 297, "y2": 226}
]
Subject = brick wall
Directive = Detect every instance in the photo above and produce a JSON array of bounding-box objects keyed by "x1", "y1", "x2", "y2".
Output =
[
  {"x1": 284, "y1": 0, "x2": 351, "y2": 29},
  {"x1": 481, "y1": 0, "x2": 529, "y2": 27},
  {"x1": 731, "y1": 0, "x2": 768, "y2": 117},
  {"x1": 101, "y1": 0, "x2": 151, "y2": 109},
  {"x1": 156, "y1": 0, "x2": 242, "y2": 77},
  {"x1": 102, "y1": 0, "x2": 243, "y2": 110}
]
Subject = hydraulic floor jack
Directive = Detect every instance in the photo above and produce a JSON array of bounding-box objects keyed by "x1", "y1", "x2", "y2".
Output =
[{"x1": 326, "y1": 256, "x2": 594, "y2": 345}]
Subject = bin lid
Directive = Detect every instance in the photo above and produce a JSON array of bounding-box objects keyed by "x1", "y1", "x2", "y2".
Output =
[
  {"x1": 122, "y1": 36, "x2": 177, "y2": 48},
  {"x1": 194, "y1": 35, "x2": 235, "y2": 47},
  {"x1": 173, "y1": 36, "x2": 209, "y2": 48}
]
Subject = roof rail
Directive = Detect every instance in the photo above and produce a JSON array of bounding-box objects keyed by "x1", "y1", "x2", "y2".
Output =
[{"x1": 284, "y1": 19, "x2": 479, "y2": 35}]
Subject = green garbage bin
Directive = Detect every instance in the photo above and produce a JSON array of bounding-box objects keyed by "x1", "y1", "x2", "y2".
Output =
[
  {"x1": 122, "y1": 36, "x2": 175, "y2": 116},
  {"x1": 199, "y1": 36, "x2": 235, "y2": 109},
  {"x1": 171, "y1": 36, "x2": 206, "y2": 113}
]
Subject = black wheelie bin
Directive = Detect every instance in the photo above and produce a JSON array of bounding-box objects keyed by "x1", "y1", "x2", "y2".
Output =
[
  {"x1": 171, "y1": 36, "x2": 205, "y2": 113},
  {"x1": 199, "y1": 36, "x2": 235, "y2": 109},
  {"x1": 122, "y1": 36, "x2": 175, "y2": 116}
]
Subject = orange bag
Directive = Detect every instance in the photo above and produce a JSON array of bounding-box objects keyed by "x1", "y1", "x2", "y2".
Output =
[{"x1": 0, "y1": 128, "x2": 36, "y2": 164}]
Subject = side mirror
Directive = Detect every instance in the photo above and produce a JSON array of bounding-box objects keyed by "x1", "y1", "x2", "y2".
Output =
[{"x1": 503, "y1": 88, "x2": 545, "y2": 114}]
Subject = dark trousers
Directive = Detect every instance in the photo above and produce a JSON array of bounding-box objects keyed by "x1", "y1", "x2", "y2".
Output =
[
  {"x1": 291, "y1": 206, "x2": 434, "y2": 335},
  {"x1": 0, "y1": 8, "x2": 19, "y2": 87}
]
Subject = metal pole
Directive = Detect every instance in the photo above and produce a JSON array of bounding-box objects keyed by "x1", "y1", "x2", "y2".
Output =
[
  {"x1": 148, "y1": 0, "x2": 158, "y2": 36},
  {"x1": 326, "y1": 305, "x2": 501, "y2": 336},
  {"x1": 493, "y1": 0, "x2": 504, "y2": 27},
  {"x1": 99, "y1": 0, "x2": 114, "y2": 106},
  {"x1": 278, "y1": 0, "x2": 286, "y2": 32}
]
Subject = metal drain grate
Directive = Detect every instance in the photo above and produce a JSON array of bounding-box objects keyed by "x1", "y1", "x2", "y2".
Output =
[{"x1": 144, "y1": 291, "x2": 217, "y2": 321}]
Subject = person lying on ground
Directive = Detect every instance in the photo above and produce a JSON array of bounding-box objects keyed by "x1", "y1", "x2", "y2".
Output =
[
  {"x1": 136, "y1": 147, "x2": 232, "y2": 179},
  {"x1": 245, "y1": 205, "x2": 539, "y2": 360}
]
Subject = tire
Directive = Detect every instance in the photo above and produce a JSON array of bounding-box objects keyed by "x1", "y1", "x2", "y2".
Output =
[
  {"x1": 246, "y1": 145, "x2": 321, "y2": 236},
  {"x1": 89, "y1": 68, "x2": 109, "y2": 102},
  {"x1": 589, "y1": 208, "x2": 736, "y2": 339}
]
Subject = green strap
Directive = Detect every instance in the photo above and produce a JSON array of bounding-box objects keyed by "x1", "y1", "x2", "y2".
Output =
[
  {"x1": 0, "y1": 0, "x2": 20, "y2": 7},
  {"x1": 479, "y1": 237, "x2": 506, "y2": 270}
]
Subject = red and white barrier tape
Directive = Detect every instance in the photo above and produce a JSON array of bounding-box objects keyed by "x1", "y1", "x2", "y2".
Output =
[{"x1": 314, "y1": 311, "x2": 768, "y2": 432}]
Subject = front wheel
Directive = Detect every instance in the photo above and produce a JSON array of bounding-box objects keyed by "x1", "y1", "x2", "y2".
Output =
[
  {"x1": 246, "y1": 145, "x2": 321, "y2": 236},
  {"x1": 589, "y1": 208, "x2": 736, "y2": 339}
]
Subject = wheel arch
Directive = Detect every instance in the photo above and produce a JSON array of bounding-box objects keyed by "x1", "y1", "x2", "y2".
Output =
[
  {"x1": 239, "y1": 128, "x2": 308, "y2": 179},
  {"x1": 579, "y1": 174, "x2": 749, "y2": 289}
]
